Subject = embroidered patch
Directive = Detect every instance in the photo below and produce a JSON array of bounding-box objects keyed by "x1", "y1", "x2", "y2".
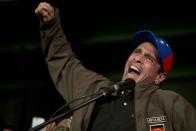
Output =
[
  {"x1": 146, "y1": 116, "x2": 167, "y2": 124},
  {"x1": 150, "y1": 123, "x2": 165, "y2": 131}
]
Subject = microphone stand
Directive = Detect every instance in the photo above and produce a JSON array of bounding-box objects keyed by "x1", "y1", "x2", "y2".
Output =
[{"x1": 28, "y1": 90, "x2": 110, "y2": 131}]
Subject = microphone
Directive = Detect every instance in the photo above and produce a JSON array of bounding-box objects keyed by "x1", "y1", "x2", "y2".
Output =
[
  {"x1": 107, "y1": 78, "x2": 136, "y2": 94},
  {"x1": 28, "y1": 78, "x2": 136, "y2": 131}
]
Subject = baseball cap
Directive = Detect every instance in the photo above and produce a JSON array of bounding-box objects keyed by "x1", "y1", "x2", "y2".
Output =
[{"x1": 131, "y1": 30, "x2": 173, "y2": 74}]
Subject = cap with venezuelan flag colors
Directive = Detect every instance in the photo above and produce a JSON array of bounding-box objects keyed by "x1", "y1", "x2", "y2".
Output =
[{"x1": 132, "y1": 30, "x2": 173, "y2": 74}]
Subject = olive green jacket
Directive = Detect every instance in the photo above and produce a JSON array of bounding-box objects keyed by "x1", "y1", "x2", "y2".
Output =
[{"x1": 39, "y1": 8, "x2": 196, "y2": 131}]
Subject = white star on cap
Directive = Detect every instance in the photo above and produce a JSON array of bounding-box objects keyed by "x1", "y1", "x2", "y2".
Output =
[{"x1": 160, "y1": 40, "x2": 164, "y2": 44}]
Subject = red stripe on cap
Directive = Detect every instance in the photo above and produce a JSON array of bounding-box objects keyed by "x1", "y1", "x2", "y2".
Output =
[{"x1": 162, "y1": 53, "x2": 173, "y2": 74}]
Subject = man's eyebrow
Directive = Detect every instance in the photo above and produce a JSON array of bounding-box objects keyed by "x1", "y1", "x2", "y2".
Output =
[
  {"x1": 133, "y1": 48, "x2": 141, "y2": 52},
  {"x1": 145, "y1": 53, "x2": 157, "y2": 61}
]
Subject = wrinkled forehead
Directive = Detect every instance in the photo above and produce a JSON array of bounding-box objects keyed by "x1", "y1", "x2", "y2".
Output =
[{"x1": 136, "y1": 42, "x2": 161, "y2": 63}]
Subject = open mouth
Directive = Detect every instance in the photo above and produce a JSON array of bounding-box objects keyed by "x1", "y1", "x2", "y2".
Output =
[{"x1": 128, "y1": 66, "x2": 141, "y2": 75}]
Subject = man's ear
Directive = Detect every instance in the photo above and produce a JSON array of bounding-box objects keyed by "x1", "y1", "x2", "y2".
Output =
[{"x1": 154, "y1": 72, "x2": 167, "y2": 85}]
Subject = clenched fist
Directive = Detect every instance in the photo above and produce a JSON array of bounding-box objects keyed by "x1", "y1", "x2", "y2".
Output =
[{"x1": 34, "y1": 2, "x2": 55, "y2": 24}]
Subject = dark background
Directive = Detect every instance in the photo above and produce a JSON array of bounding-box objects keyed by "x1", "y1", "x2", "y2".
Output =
[{"x1": 0, "y1": 0, "x2": 196, "y2": 130}]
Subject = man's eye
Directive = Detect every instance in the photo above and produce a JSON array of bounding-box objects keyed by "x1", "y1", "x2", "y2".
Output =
[
  {"x1": 145, "y1": 55, "x2": 154, "y2": 63},
  {"x1": 147, "y1": 57, "x2": 153, "y2": 63}
]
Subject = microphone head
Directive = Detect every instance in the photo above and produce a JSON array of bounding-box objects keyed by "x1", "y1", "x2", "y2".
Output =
[{"x1": 113, "y1": 78, "x2": 136, "y2": 94}]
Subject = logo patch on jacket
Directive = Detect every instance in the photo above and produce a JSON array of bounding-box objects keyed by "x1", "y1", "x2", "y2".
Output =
[
  {"x1": 146, "y1": 116, "x2": 167, "y2": 124},
  {"x1": 150, "y1": 124, "x2": 165, "y2": 131}
]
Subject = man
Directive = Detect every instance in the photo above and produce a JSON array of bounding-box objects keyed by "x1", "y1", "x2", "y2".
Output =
[{"x1": 34, "y1": 2, "x2": 196, "y2": 131}]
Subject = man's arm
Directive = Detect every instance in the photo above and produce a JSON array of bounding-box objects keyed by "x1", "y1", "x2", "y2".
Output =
[
  {"x1": 35, "y1": 2, "x2": 76, "y2": 101},
  {"x1": 34, "y1": 2, "x2": 111, "y2": 103}
]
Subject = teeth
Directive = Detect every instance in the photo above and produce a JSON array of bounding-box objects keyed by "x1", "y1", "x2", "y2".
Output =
[{"x1": 130, "y1": 66, "x2": 140, "y2": 73}]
